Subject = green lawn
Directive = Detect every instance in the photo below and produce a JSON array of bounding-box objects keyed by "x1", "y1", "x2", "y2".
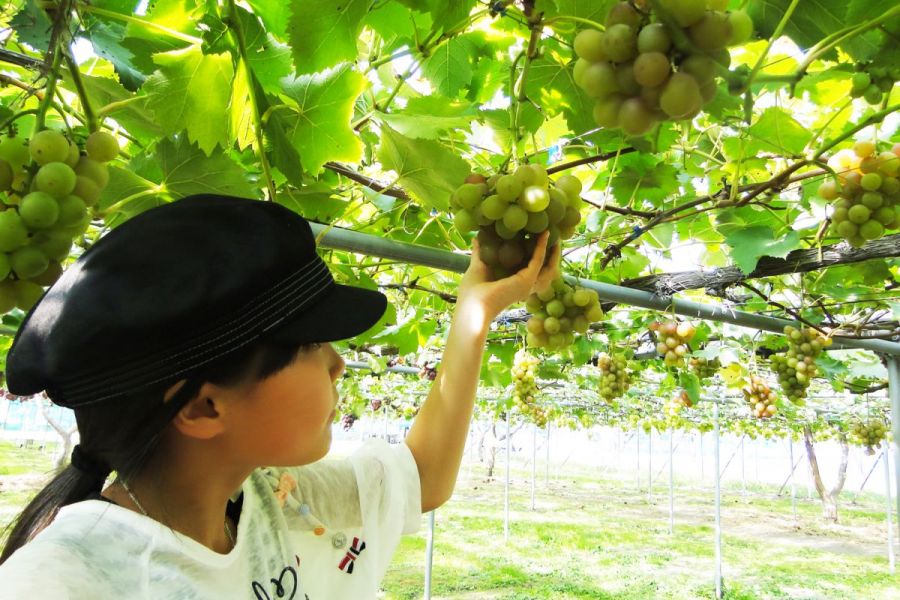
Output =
[
  {"x1": 381, "y1": 462, "x2": 900, "y2": 599},
  {"x1": 1, "y1": 440, "x2": 897, "y2": 599}
]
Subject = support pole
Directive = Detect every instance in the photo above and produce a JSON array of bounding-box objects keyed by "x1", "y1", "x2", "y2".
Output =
[
  {"x1": 789, "y1": 439, "x2": 796, "y2": 518},
  {"x1": 545, "y1": 424, "x2": 551, "y2": 486},
  {"x1": 669, "y1": 428, "x2": 675, "y2": 535},
  {"x1": 636, "y1": 427, "x2": 641, "y2": 492},
  {"x1": 741, "y1": 436, "x2": 746, "y2": 495},
  {"x1": 504, "y1": 410, "x2": 511, "y2": 544},
  {"x1": 714, "y1": 401, "x2": 723, "y2": 599},
  {"x1": 883, "y1": 440, "x2": 895, "y2": 574},
  {"x1": 424, "y1": 511, "x2": 435, "y2": 599},
  {"x1": 648, "y1": 429, "x2": 653, "y2": 503},
  {"x1": 309, "y1": 223, "x2": 900, "y2": 355},
  {"x1": 531, "y1": 424, "x2": 537, "y2": 511},
  {"x1": 700, "y1": 432, "x2": 704, "y2": 482},
  {"x1": 888, "y1": 356, "x2": 900, "y2": 549}
]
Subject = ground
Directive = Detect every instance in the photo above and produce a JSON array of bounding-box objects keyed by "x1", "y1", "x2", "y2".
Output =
[{"x1": 1, "y1": 440, "x2": 897, "y2": 599}]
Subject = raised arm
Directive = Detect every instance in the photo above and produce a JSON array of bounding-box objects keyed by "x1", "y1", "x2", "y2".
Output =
[{"x1": 404, "y1": 234, "x2": 559, "y2": 512}]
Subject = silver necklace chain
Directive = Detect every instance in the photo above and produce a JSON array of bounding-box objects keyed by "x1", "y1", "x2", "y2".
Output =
[{"x1": 119, "y1": 479, "x2": 235, "y2": 549}]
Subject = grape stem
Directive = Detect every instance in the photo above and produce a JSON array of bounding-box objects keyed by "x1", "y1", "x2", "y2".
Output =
[
  {"x1": 739, "y1": 0, "x2": 802, "y2": 94},
  {"x1": 63, "y1": 51, "x2": 99, "y2": 132},
  {"x1": 223, "y1": 0, "x2": 277, "y2": 202},
  {"x1": 543, "y1": 16, "x2": 606, "y2": 31}
]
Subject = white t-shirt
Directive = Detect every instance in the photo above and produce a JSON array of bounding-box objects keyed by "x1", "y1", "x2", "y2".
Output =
[{"x1": 0, "y1": 439, "x2": 421, "y2": 599}]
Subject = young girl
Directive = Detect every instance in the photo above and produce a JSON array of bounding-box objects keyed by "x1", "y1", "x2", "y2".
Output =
[{"x1": 0, "y1": 194, "x2": 557, "y2": 598}]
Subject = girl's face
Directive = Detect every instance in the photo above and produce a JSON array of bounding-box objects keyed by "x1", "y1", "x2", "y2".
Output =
[{"x1": 225, "y1": 343, "x2": 345, "y2": 467}]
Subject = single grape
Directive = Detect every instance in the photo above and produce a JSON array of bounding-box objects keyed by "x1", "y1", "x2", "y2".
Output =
[
  {"x1": 75, "y1": 157, "x2": 110, "y2": 188},
  {"x1": 14, "y1": 280, "x2": 44, "y2": 310},
  {"x1": 454, "y1": 183, "x2": 484, "y2": 210},
  {"x1": 546, "y1": 190, "x2": 568, "y2": 224},
  {"x1": 606, "y1": 1, "x2": 642, "y2": 28},
  {"x1": 573, "y1": 58, "x2": 591, "y2": 89},
  {"x1": 854, "y1": 140, "x2": 877, "y2": 158},
  {"x1": 633, "y1": 52, "x2": 671, "y2": 88},
  {"x1": 502, "y1": 204, "x2": 529, "y2": 232},
  {"x1": 861, "y1": 192, "x2": 883, "y2": 209},
  {"x1": 85, "y1": 131, "x2": 119, "y2": 163},
  {"x1": 618, "y1": 98, "x2": 656, "y2": 135},
  {"x1": 20, "y1": 191, "x2": 60, "y2": 229},
  {"x1": 615, "y1": 62, "x2": 642, "y2": 96},
  {"x1": 73, "y1": 176, "x2": 101, "y2": 207},
  {"x1": 660, "y1": 0, "x2": 706, "y2": 27},
  {"x1": 34, "y1": 162, "x2": 77, "y2": 199},
  {"x1": 859, "y1": 220, "x2": 884, "y2": 241},
  {"x1": 679, "y1": 54, "x2": 716, "y2": 86},
  {"x1": 574, "y1": 29, "x2": 607, "y2": 62},
  {"x1": 496, "y1": 174, "x2": 523, "y2": 202},
  {"x1": 453, "y1": 209, "x2": 478, "y2": 232},
  {"x1": 580, "y1": 62, "x2": 619, "y2": 98},
  {"x1": 637, "y1": 23, "x2": 671, "y2": 54},
  {"x1": 660, "y1": 73, "x2": 702, "y2": 120},
  {"x1": 554, "y1": 175, "x2": 582, "y2": 199},
  {"x1": 689, "y1": 12, "x2": 732, "y2": 52},
  {"x1": 726, "y1": 10, "x2": 753, "y2": 45},
  {"x1": 481, "y1": 194, "x2": 508, "y2": 220},
  {"x1": 10, "y1": 246, "x2": 49, "y2": 279},
  {"x1": 847, "y1": 204, "x2": 871, "y2": 224},
  {"x1": 29, "y1": 130, "x2": 69, "y2": 165},
  {"x1": 602, "y1": 24, "x2": 638, "y2": 63},
  {"x1": 593, "y1": 94, "x2": 625, "y2": 128},
  {"x1": 519, "y1": 186, "x2": 550, "y2": 212},
  {"x1": 0, "y1": 211, "x2": 29, "y2": 252},
  {"x1": 817, "y1": 180, "x2": 839, "y2": 200},
  {"x1": 497, "y1": 240, "x2": 525, "y2": 269}
]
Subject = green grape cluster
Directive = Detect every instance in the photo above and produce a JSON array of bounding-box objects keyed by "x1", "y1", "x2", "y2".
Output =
[
  {"x1": 769, "y1": 325, "x2": 832, "y2": 403},
  {"x1": 596, "y1": 352, "x2": 631, "y2": 402},
  {"x1": 572, "y1": 0, "x2": 752, "y2": 135},
  {"x1": 450, "y1": 165, "x2": 583, "y2": 277},
  {"x1": 512, "y1": 349, "x2": 547, "y2": 427},
  {"x1": 689, "y1": 356, "x2": 719, "y2": 379},
  {"x1": 651, "y1": 320, "x2": 696, "y2": 367},
  {"x1": 849, "y1": 419, "x2": 889, "y2": 455},
  {"x1": 742, "y1": 375, "x2": 777, "y2": 419},
  {"x1": 819, "y1": 141, "x2": 900, "y2": 247},
  {"x1": 524, "y1": 277, "x2": 604, "y2": 350},
  {"x1": 664, "y1": 390, "x2": 692, "y2": 417},
  {"x1": 849, "y1": 63, "x2": 898, "y2": 105},
  {"x1": 0, "y1": 129, "x2": 118, "y2": 312}
]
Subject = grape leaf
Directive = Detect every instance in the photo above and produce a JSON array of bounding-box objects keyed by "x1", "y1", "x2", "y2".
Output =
[
  {"x1": 70, "y1": 73, "x2": 162, "y2": 141},
  {"x1": 422, "y1": 36, "x2": 474, "y2": 97},
  {"x1": 236, "y1": 6, "x2": 293, "y2": 96},
  {"x1": 748, "y1": 0, "x2": 879, "y2": 61},
  {"x1": 247, "y1": 0, "x2": 292, "y2": 38},
  {"x1": 679, "y1": 372, "x2": 701, "y2": 404},
  {"x1": 524, "y1": 54, "x2": 594, "y2": 136},
  {"x1": 80, "y1": 21, "x2": 150, "y2": 91},
  {"x1": 10, "y1": 2, "x2": 52, "y2": 52},
  {"x1": 723, "y1": 226, "x2": 802, "y2": 273},
  {"x1": 278, "y1": 65, "x2": 366, "y2": 176},
  {"x1": 747, "y1": 107, "x2": 812, "y2": 156},
  {"x1": 143, "y1": 46, "x2": 235, "y2": 156},
  {"x1": 610, "y1": 153, "x2": 680, "y2": 206},
  {"x1": 276, "y1": 184, "x2": 348, "y2": 222},
  {"x1": 287, "y1": 0, "x2": 368, "y2": 74},
  {"x1": 377, "y1": 125, "x2": 471, "y2": 211}
]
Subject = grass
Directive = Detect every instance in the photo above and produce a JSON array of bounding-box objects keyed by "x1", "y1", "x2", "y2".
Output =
[
  {"x1": 380, "y1": 462, "x2": 900, "y2": 599},
  {"x1": 1, "y1": 440, "x2": 897, "y2": 598}
]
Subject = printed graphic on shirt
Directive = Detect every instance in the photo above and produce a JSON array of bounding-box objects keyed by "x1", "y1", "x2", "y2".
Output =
[
  {"x1": 251, "y1": 565, "x2": 310, "y2": 600},
  {"x1": 337, "y1": 536, "x2": 366, "y2": 574}
]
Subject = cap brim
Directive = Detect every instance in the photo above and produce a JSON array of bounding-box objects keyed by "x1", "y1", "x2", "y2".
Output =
[{"x1": 268, "y1": 284, "x2": 387, "y2": 345}]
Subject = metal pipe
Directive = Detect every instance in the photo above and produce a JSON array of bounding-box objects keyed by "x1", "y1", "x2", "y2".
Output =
[
  {"x1": 531, "y1": 424, "x2": 536, "y2": 511},
  {"x1": 310, "y1": 224, "x2": 900, "y2": 356},
  {"x1": 545, "y1": 425, "x2": 550, "y2": 485},
  {"x1": 883, "y1": 440, "x2": 895, "y2": 573},
  {"x1": 504, "y1": 409, "x2": 511, "y2": 544},
  {"x1": 714, "y1": 401, "x2": 723, "y2": 599},
  {"x1": 669, "y1": 428, "x2": 675, "y2": 535},
  {"x1": 889, "y1": 356, "x2": 900, "y2": 548},
  {"x1": 424, "y1": 510, "x2": 435, "y2": 599},
  {"x1": 790, "y1": 439, "x2": 796, "y2": 518},
  {"x1": 648, "y1": 429, "x2": 653, "y2": 503}
]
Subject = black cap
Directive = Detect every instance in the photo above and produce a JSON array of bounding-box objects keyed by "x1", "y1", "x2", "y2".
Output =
[{"x1": 5, "y1": 195, "x2": 387, "y2": 407}]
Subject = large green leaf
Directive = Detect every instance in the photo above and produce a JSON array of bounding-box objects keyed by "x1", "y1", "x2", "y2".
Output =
[
  {"x1": 524, "y1": 53, "x2": 594, "y2": 136},
  {"x1": 278, "y1": 65, "x2": 366, "y2": 175},
  {"x1": 377, "y1": 125, "x2": 471, "y2": 211},
  {"x1": 10, "y1": 2, "x2": 52, "y2": 52},
  {"x1": 236, "y1": 6, "x2": 293, "y2": 96},
  {"x1": 287, "y1": 0, "x2": 368, "y2": 74},
  {"x1": 422, "y1": 36, "x2": 474, "y2": 97},
  {"x1": 376, "y1": 96, "x2": 478, "y2": 139},
  {"x1": 143, "y1": 46, "x2": 235, "y2": 156},
  {"x1": 748, "y1": 0, "x2": 879, "y2": 61},
  {"x1": 747, "y1": 107, "x2": 812, "y2": 156},
  {"x1": 72, "y1": 73, "x2": 162, "y2": 141},
  {"x1": 247, "y1": 0, "x2": 292, "y2": 38},
  {"x1": 723, "y1": 226, "x2": 802, "y2": 274}
]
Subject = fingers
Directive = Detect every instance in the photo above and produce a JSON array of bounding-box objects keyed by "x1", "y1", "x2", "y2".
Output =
[{"x1": 535, "y1": 242, "x2": 561, "y2": 291}]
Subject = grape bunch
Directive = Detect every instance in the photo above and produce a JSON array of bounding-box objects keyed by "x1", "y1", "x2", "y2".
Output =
[
  {"x1": 572, "y1": 0, "x2": 752, "y2": 135},
  {"x1": 370, "y1": 398, "x2": 383, "y2": 411},
  {"x1": 340, "y1": 413, "x2": 358, "y2": 431},
  {"x1": 596, "y1": 352, "x2": 631, "y2": 402},
  {"x1": 819, "y1": 141, "x2": 900, "y2": 247},
  {"x1": 849, "y1": 419, "x2": 889, "y2": 455},
  {"x1": 690, "y1": 356, "x2": 720, "y2": 380},
  {"x1": 418, "y1": 362, "x2": 438, "y2": 381},
  {"x1": 742, "y1": 375, "x2": 777, "y2": 419},
  {"x1": 512, "y1": 349, "x2": 548, "y2": 427},
  {"x1": 664, "y1": 390, "x2": 692, "y2": 417},
  {"x1": 450, "y1": 165, "x2": 583, "y2": 277},
  {"x1": 849, "y1": 64, "x2": 898, "y2": 106},
  {"x1": 650, "y1": 320, "x2": 696, "y2": 367},
  {"x1": 524, "y1": 277, "x2": 604, "y2": 350},
  {"x1": 0, "y1": 128, "x2": 118, "y2": 312},
  {"x1": 769, "y1": 325, "x2": 832, "y2": 403}
]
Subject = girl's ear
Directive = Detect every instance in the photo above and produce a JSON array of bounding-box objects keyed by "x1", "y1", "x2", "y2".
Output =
[{"x1": 170, "y1": 382, "x2": 228, "y2": 440}]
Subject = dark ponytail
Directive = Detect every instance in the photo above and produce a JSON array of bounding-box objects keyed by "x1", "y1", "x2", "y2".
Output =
[{"x1": 1, "y1": 337, "x2": 306, "y2": 564}]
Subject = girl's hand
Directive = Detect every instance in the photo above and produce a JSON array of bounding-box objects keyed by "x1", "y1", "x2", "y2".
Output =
[{"x1": 457, "y1": 232, "x2": 561, "y2": 324}]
